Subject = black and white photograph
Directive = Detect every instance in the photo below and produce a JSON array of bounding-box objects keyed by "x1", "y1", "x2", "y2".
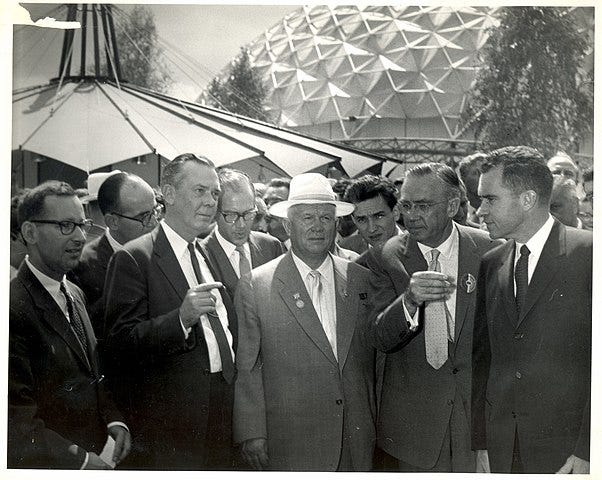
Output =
[{"x1": 2, "y1": 1, "x2": 598, "y2": 477}]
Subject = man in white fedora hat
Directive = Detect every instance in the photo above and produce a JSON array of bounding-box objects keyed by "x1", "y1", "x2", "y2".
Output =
[{"x1": 234, "y1": 172, "x2": 377, "y2": 471}]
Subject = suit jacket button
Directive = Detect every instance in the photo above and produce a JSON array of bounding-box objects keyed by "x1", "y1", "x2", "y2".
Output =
[
  {"x1": 515, "y1": 371, "x2": 522, "y2": 379},
  {"x1": 204, "y1": 369, "x2": 211, "y2": 376},
  {"x1": 201, "y1": 405, "x2": 208, "y2": 414},
  {"x1": 336, "y1": 399, "x2": 343, "y2": 405},
  {"x1": 452, "y1": 368, "x2": 459, "y2": 374},
  {"x1": 447, "y1": 399, "x2": 454, "y2": 406},
  {"x1": 514, "y1": 333, "x2": 524, "y2": 339}
]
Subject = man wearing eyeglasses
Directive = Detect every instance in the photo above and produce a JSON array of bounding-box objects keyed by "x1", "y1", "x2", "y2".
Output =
[
  {"x1": 9, "y1": 180, "x2": 131, "y2": 469},
  {"x1": 367, "y1": 163, "x2": 501, "y2": 472},
  {"x1": 200, "y1": 168, "x2": 285, "y2": 299},
  {"x1": 70, "y1": 172, "x2": 158, "y2": 338}
]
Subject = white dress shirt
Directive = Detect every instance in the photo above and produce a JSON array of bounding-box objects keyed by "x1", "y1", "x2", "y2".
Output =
[
  {"x1": 25, "y1": 256, "x2": 127, "y2": 468},
  {"x1": 161, "y1": 221, "x2": 234, "y2": 372},
  {"x1": 513, "y1": 215, "x2": 555, "y2": 292},
  {"x1": 291, "y1": 252, "x2": 338, "y2": 358},
  {"x1": 403, "y1": 224, "x2": 460, "y2": 330},
  {"x1": 215, "y1": 228, "x2": 252, "y2": 278}
]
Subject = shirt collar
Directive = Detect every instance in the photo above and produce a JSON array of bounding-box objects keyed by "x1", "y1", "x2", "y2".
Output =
[
  {"x1": 25, "y1": 255, "x2": 65, "y2": 296},
  {"x1": 161, "y1": 220, "x2": 194, "y2": 259},
  {"x1": 291, "y1": 251, "x2": 333, "y2": 280},
  {"x1": 105, "y1": 228, "x2": 122, "y2": 251},
  {"x1": 417, "y1": 222, "x2": 458, "y2": 260},
  {"x1": 215, "y1": 227, "x2": 246, "y2": 257},
  {"x1": 517, "y1": 215, "x2": 555, "y2": 259}
]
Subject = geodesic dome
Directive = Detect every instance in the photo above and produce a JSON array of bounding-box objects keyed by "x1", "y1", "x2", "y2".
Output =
[{"x1": 245, "y1": 5, "x2": 501, "y2": 140}]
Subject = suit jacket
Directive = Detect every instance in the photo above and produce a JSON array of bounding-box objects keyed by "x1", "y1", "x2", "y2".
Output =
[
  {"x1": 471, "y1": 220, "x2": 592, "y2": 473},
  {"x1": 199, "y1": 229, "x2": 284, "y2": 298},
  {"x1": 339, "y1": 232, "x2": 369, "y2": 255},
  {"x1": 8, "y1": 263, "x2": 122, "y2": 469},
  {"x1": 368, "y1": 223, "x2": 501, "y2": 468},
  {"x1": 103, "y1": 225, "x2": 237, "y2": 468},
  {"x1": 69, "y1": 233, "x2": 113, "y2": 337},
  {"x1": 233, "y1": 252, "x2": 377, "y2": 471}
]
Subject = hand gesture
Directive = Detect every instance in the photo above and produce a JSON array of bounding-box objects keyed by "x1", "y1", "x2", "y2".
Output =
[
  {"x1": 241, "y1": 437, "x2": 269, "y2": 470},
  {"x1": 179, "y1": 282, "x2": 223, "y2": 329}
]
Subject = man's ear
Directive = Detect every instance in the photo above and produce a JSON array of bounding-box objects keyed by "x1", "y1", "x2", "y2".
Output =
[
  {"x1": 20, "y1": 221, "x2": 37, "y2": 245},
  {"x1": 104, "y1": 213, "x2": 119, "y2": 231},
  {"x1": 162, "y1": 184, "x2": 176, "y2": 206},
  {"x1": 447, "y1": 197, "x2": 461, "y2": 219},
  {"x1": 520, "y1": 190, "x2": 538, "y2": 211}
]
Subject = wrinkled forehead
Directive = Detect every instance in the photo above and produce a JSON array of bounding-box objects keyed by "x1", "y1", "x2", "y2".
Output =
[
  {"x1": 548, "y1": 158, "x2": 578, "y2": 174},
  {"x1": 41, "y1": 194, "x2": 84, "y2": 219},
  {"x1": 289, "y1": 203, "x2": 336, "y2": 216}
]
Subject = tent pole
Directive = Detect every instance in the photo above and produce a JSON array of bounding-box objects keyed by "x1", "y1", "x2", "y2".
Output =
[
  {"x1": 92, "y1": 5, "x2": 100, "y2": 77},
  {"x1": 107, "y1": 6, "x2": 123, "y2": 81},
  {"x1": 80, "y1": 4, "x2": 88, "y2": 78}
]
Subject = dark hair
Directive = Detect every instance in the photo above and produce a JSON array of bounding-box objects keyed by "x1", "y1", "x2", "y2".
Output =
[
  {"x1": 266, "y1": 177, "x2": 291, "y2": 190},
  {"x1": 405, "y1": 163, "x2": 462, "y2": 200},
  {"x1": 457, "y1": 152, "x2": 487, "y2": 180},
  {"x1": 160, "y1": 153, "x2": 215, "y2": 188},
  {"x1": 97, "y1": 172, "x2": 135, "y2": 215},
  {"x1": 343, "y1": 175, "x2": 398, "y2": 210},
  {"x1": 481, "y1": 146, "x2": 552, "y2": 204},
  {"x1": 18, "y1": 181, "x2": 76, "y2": 225},
  {"x1": 582, "y1": 167, "x2": 593, "y2": 183},
  {"x1": 216, "y1": 168, "x2": 255, "y2": 210}
]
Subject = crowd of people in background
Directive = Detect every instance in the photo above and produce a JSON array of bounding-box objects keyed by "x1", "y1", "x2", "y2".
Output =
[{"x1": 8, "y1": 147, "x2": 592, "y2": 473}]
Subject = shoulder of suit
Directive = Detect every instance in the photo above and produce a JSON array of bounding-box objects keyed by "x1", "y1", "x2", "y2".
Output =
[
  {"x1": 121, "y1": 228, "x2": 156, "y2": 256},
  {"x1": 252, "y1": 253, "x2": 284, "y2": 278},
  {"x1": 457, "y1": 223, "x2": 503, "y2": 250},
  {"x1": 249, "y1": 230, "x2": 282, "y2": 247}
]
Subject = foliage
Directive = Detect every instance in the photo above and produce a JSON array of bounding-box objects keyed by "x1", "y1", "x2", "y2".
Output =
[
  {"x1": 463, "y1": 7, "x2": 593, "y2": 158},
  {"x1": 114, "y1": 5, "x2": 172, "y2": 93},
  {"x1": 204, "y1": 48, "x2": 270, "y2": 122}
]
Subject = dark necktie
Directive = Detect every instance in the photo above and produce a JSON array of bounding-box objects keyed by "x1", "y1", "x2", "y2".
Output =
[
  {"x1": 515, "y1": 245, "x2": 530, "y2": 314},
  {"x1": 187, "y1": 242, "x2": 235, "y2": 384},
  {"x1": 236, "y1": 245, "x2": 252, "y2": 278},
  {"x1": 60, "y1": 281, "x2": 89, "y2": 356}
]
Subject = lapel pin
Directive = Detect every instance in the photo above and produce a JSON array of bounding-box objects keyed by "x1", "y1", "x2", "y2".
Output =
[
  {"x1": 293, "y1": 293, "x2": 304, "y2": 309},
  {"x1": 461, "y1": 273, "x2": 476, "y2": 294}
]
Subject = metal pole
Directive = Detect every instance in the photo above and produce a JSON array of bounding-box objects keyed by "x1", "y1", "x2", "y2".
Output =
[
  {"x1": 100, "y1": 5, "x2": 112, "y2": 79},
  {"x1": 106, "y1": 5, "x2": 123, "y2": 81},
  {"x1": 79, "y1": 4, "x2": 88, "y2": 78},
  {"x1": 58, "y1": 4, "x2": 77, "y2": 77},
  {"x1": 92, "y1": 5, "x2": 100, "y2": 77},
  {"x1": 64, "y1": 4, "x2": 77, "y2": 77}
]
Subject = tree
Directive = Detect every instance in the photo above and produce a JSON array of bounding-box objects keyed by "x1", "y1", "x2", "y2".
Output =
[
  {"x1": 464, "y1": 7, "x2": 593, "y2": 158},
  {"x1": 114, "y1": 5, "x2": 172, "y2": 93},
  {"x1": 203, "y1": 48, "x2": 270, "y2": 122}
]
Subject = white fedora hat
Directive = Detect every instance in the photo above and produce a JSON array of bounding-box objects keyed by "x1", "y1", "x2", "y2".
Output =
[
  {"x1": 269, "y1": 173, "x2": 355, "y2": 218},
  {"x1": 81, "y1": 170, "x2": 122, "y2": 203}
]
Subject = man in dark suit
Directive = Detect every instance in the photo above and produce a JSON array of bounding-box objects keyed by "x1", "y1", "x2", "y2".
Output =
[
  {"x1": 234, "y1": 173, "x2": 377, "y2": 471},
  {"x1": 70, "y1": 172, "x2": 158, "y2": 336},
  {"x1": 200, "y1": 168, "x2": 284, "y2": 299},
  {"x1": 367, "y1": 163, "x2": 501, "y2": 472},
  {"x1": 103, "y1": 153, "x2": 238, "y2": 470},
  {"x1": 342, "y1": 174, "x2": 402, "y2": 270},
  {"x1": 9, "y1": 181, "x2": 130, "y2": 469},
  {"x1": 472, "y1": 146, "x2": 591, "y2": 474}
]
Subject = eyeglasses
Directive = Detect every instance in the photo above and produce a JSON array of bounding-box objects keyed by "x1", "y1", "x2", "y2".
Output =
[
  {"x1": 112, "y1": 206, "x2": 160, "y2": 228},
  {"x1": 30, "y1": 219, "x2": 94, "y2": 235},
  {"x1": 399, "y1": 200, "x2": 449, "y2": 215},
  {"x1": 221, "y1": 209, "x2": 257, "y2": 224}
]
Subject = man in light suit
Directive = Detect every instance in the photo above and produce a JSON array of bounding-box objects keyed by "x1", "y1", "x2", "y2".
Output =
[
  {"x1": 104, "y1": 153, "x2": 238, "y2": 470},
  {"x1": 70, "y1": 172, "x2": 158, "y2": 337},
  {"x1": 234, "y1": 173, "x2": 377, "y2": 471},
  {"x1": 200, "y1": 168, "x2": 284, "y2": 300},
  {"x1": 367, "y1": 163, "x2": 501, "y2": 472},
  {"x1": 472, "y1": 146, "x2": 591, "y2": 474},
  {"x1": 9, "y1": 181, "x2": 130, "y2": 469}
]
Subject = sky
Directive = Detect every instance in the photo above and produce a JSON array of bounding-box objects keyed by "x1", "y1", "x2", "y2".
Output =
[{"x1": 11, "y1": 2, "x2": 299, "y2": 101}]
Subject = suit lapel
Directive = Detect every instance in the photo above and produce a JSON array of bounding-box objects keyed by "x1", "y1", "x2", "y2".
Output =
[
  {"x1": 153, "y1": 226, "x2": 190, "y2": 301},
  {"x1": 20, "y1": 265, "x2": 93, "y2": 373},
  {"x1": 69, "y1": 282, "x2": 98, "y2": 374},
  {"x1": 453, "y1": 227, "x2": 480, "y2": 348},
  {"x1": 496, "y1": 240, "x2": 519, "y2": 326},
  {"x1": 275, "y1": 254, "x2": 338, "y2": 367},
  {"x1": 248, "y1": 232, "x2": 263, "y2": 268},
  {"x1": 333, "y1": 257, "x2": 354, "y2": 371},
  {"x1": 401, "y1": 237, "x2": 429, "y2": 275},
  {"x1": 204, "y1": 231, "x2": 239, "y2": 294},
  {"x1": 517, "y1": 221, "x2": 564, "y2": 327}
]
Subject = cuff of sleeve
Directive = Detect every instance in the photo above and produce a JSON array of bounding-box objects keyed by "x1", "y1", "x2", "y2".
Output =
[
  {"x1": 402, "y1": 294, "x2": 420, "y2": 330},
  {"x1": 107, "y1": 421, "x2": 129, "y2": 432},
  {"x1": 179, "y1": 316, "x2": 191, "y2": 339},
  {"x1": 80, "y1": 451, "x2": 89, "y2": 470}
]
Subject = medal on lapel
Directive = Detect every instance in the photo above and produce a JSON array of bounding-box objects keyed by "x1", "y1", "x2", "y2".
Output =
[
  {"x1": 461, "y1": 273, "x2": 476, "y2": 294},
  {"x1": 293, "y1": 293, "x2": 304, "y2": 309}
]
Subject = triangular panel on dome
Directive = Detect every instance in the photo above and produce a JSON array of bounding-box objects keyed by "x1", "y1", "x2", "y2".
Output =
[
  {"x1": 400, "y1": 91, "x2": 439, "y2": 118},
  {"x1": 435, "y1": 93, "x2": 464, "y2": 116},
  {"x1": 292, "y1": 36, "x2": 315, "y2": 51},
  {"x1": 427, "y1": 9, "x2": 456, "y2": 29},
  {"x1": 301, "y1": 79, "x2": 328, "y2": 99},
  {"x1": 296, "y1": 69, "x2": 318, "y2": 82},
  {"x1": 273, "y1": 70, "x2": 297, "y2": 86},
  {"x1": 315, "y1": 98, "x2": 342, "y2": 123},
  {"x1": 403, "y1": 31, "x2": 430, "y2": 47},
  {"x1": 322, "y1": 55, "x2": 348, "y2": 78},
  {"x1": 386, "y1": 50, "x2": 418, "y2": 71},
  {"x1": 349, "y1": 54, "x2": 379, "y2": 73},
  {"x1": 388, "y1": 70, "x2": 418, "y2": 91},
  {"x1": 365, "y1": 18, "x2": 392, "y2": 35},
  {"x1": 270, "y1": 40, "x2": 291, "y2": 58},
  {"x1": 337, "y1": 74, "x2": 365, "y2": 96},
  {"x1": 379, "y1": 55, "x2": 405, "y2": 71},
  {"x1": 296, "y1": 45, "x2": 320, "y2": 66},
  {"x1": 368, "y1": 71, "x2": 395, "y2": 94},
  {"x1": 374, "y1": 93, "x2": 410, "y2": 118},
  {"x1": 414, "y1": 47, "x2": 451, "y2": 71},
  {"x1": 346, "y1": 20, "x2": 372, "y2": 41},
  {"x1": 328, "y1": 82, "x2": 351, "y2": 98},
  {"x1": 366, "y1": 31, "x2": 406, "y2": 53},
  {"x1": 393, "y1": 19, "x2": 428, "y2": 34},
  {"x1": 336, "y1": 96, "x2": 367, "y2": 118},
  {"x1": 317, "y1": 43, "x2": 346, "y2": 61},
  {"x1": 396, "y1": 71, "x2": 429, "y2": 92}
]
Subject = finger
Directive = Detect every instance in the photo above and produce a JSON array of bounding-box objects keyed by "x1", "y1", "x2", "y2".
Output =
[
  {"x1": 193, "y1": 282, "x2": 223, "y2": 292},
  {"x1": 258, "y1": 450, "x2": 269, "y2": 469},
  {"x1": 119, "y1": 433, "x2": 132, "y2": 462}
]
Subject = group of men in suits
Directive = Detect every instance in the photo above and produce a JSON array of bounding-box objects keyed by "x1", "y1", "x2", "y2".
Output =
[{"x1": 8, "y1": 146, "x2": 591, "y2": 473}]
